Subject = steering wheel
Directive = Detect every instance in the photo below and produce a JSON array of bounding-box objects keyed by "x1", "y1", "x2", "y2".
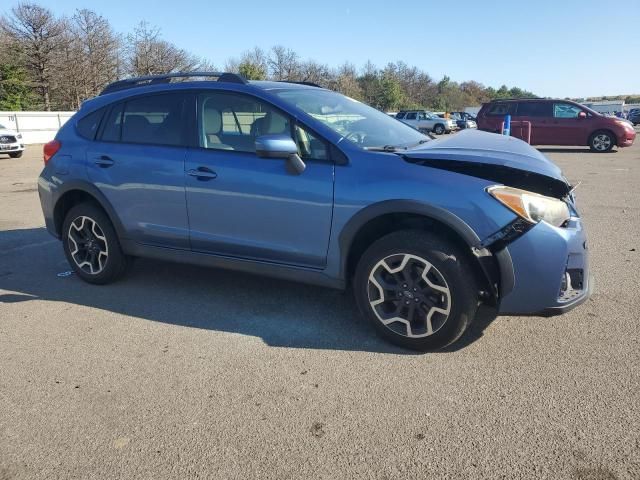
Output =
[{"x1": 345, "y1": 131, "x2": 367, "y2": 144}]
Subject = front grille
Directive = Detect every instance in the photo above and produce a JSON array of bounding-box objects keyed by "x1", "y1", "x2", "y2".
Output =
[{"x1": 0, "y1": 135, "x2": 17, "y2": 143}]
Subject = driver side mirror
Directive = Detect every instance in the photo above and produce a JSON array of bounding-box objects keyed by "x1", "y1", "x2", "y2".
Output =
[
  {"x1": 578, "y1": 111, "x2": 587, "y2": 119},
  {"x1": 255, "y1": 134, "x2": 306, "y2": 175}
]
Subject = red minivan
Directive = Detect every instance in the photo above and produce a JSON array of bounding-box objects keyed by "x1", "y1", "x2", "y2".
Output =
[{"x1": 477, "y1": 99, "x2": 636, "y2": 152}]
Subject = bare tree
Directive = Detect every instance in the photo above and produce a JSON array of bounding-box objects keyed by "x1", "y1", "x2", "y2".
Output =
[
  {"x1": 268, "y1": 45, "x2": 300, "y2": 81},
  {"x1": 1, "y1": 2, "x2": 64, "y2": 110},
  {"x1": 72, "y1": 9, "x2": 121, "y2": 99},
  {"x1": 125, "y1": 21, "x2": 205, "y2": 76}
]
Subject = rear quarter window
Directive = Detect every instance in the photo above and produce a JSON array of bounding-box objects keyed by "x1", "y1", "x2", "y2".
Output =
[{"x1": 76, "y1": 108, "x2": 105, "y2": 140}]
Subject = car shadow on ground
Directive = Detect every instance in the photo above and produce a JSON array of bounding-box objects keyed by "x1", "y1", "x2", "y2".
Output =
[
  {"x1": 537, "y1": 148, "x2": 615, "y2": 154},
  {"x1": 0, "y1": 227, "x2": 498, "y2": 354}
]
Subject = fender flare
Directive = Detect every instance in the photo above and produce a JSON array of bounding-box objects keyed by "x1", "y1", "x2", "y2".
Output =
[
  {"x1": 53, "y1": 180, "x2": 127, "y2": 240},
  {"x1": 338, "y1": 200, "x2": 482, "y2": 276}
]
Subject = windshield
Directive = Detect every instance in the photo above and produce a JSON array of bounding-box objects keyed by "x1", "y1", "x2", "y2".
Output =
[{"x1": 274, "y1": 89, "x2": 429, "y2": 149}]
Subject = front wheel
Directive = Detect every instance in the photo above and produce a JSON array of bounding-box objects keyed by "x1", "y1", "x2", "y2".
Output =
[
  {"x1": 354, "y1": 230, "x2": 479, "y2": 351},
  {"x1": 589, "y1": 131, "x2": 615, "y2": 152},
  {"x1": 62, "y1": 203, "x2": 128, "y2": 284},
  {"x1": 433, "y1": 124, "x2": 445, "y2": 135}
]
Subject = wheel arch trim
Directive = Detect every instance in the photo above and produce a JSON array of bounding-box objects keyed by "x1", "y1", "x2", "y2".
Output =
[{"x1": 53, "y1": 181, "x2": 127, "y2": 241}]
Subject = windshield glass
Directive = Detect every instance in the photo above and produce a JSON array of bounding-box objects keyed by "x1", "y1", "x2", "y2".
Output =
[{"x1": 274, "y1": 89, "x2": 428, "y2": 149}]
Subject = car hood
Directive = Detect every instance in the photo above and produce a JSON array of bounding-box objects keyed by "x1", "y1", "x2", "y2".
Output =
[
  {"x1": 402, "y1": 129, "x2": 571, "y2": 198},
  {"x1": 0, "y1": 128, "x2": 19, "y2": 137}
]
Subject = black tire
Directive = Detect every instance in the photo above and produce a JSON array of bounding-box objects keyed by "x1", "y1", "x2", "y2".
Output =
[
  {"x1": 62, "y1": 202, "x2": 128, "y2": 284},
  {"x1": 433, "y1": 124, "x2": 445, "y2": 135},
  {"x1": 589, "y1": 130, "x2": 615, "y2": 153},
  {"x1": 353, "y1": 230, "x2": 478, "y2": 351},
  {"x1": 9, "y1": 151, "x2": 23, "y2": 158}
]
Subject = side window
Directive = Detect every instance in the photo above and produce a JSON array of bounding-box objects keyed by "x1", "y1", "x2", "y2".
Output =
[
  {"x1": 517, "y1": 102, "x2": 552, "y2": 117},
  {"x1": 198, "y1": 92, "x2": 290, "y2": 153},
  {"x1": 100, "y1": 103, "x2": 124, "y2": 142},
  {"x1": 395, "y1": 112, "x2": 405, "y2": 119},
  {"x1": 405, "y1": 112, "x2": 417, "y2": 120},
  {"x1": 486, "y1": 103, "x2": 516, "y2": 116},
  {"x1": 77, "y1": 108, "x2": 104, "y2": 140},
  {"x1": 418, "y1": 112, "x2": 427, "y2": 120},
  {"x1": 118, "y1": 94, "x2": 187, "y2": 146},
  {"x1": 295, "y1": 124, "x2": 328, "y2": 161},
  {"x1": 553, "y1": 103, "x2": 583, "y2": 118}
]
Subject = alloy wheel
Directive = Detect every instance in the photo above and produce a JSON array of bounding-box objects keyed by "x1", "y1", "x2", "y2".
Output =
[
  {"x1": 592, "y1": 134, "x2": 612, "y2": 151},
  {"x1": 67, "y1": 216, "x2": 109, "y2": 275},
  {"x1": 367, "y1": 253, "x2": 451, "y2": 338}
]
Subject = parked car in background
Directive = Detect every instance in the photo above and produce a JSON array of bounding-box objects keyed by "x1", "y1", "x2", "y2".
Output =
[
  {"x1": 628, "y1": 108, "x2": 640, "y2": 126},
  {"x1": 476, "y1": 99, "x2": 636, "y2": 152},
  {"x1": 38, "y1": 72, "x2": 590, "y2": 351},
  {"x1": 449, "y1": 112, "x2": 477, "y2": 130},
  {"x1": 396, "y1": 110, "x2": 456, "y2": 134},
  {"x1": 0, "y1": 123, "x2": 25, "y2": 158}
]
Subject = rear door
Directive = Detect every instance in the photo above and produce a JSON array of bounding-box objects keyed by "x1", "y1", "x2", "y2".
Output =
[
  {"x1": 86, "y1": 92, "x2": 191, "y2": 249},
  {"x1": 184, "y1": 91, "x2": 334, "y2": 268},
  {"x1": 551, "y1": 102, "x2": 590, "y2": 145},
  {"x1": 515, "y1": 101, "x2": 553, "y2": 145}
]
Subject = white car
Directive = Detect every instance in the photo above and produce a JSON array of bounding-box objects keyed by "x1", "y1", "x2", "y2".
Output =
[
  {"x1": 395, "y1": 110, "x2": 456, "y2": 135},
  {"x1": 0, "y1": 123, "x2": 25, "y2": 158}
]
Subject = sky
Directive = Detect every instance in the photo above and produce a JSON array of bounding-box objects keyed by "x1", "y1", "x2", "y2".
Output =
[{"x1": 13, "y1": 0, "x2": 640, "y2": 98}]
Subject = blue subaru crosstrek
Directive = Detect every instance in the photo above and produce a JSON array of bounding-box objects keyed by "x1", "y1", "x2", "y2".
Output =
[{"x1": 38, "y1": 72, "x2": 591, "y2": 351}]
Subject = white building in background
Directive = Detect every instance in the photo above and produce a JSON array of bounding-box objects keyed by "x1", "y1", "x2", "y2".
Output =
[
  {"x1": 0, "y1": 111, "x2": 75, "y2": 144},
  {"x1": 580, "y1": 100, "x2": 624, "y2": 115}
]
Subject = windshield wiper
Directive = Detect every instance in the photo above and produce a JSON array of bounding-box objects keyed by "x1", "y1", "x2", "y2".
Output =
[
  {"x1": 365, "y1": 145, "x2": 401, "y2": 152},
  {"x1": 365, "y1": 139, "x2": 430, "y2": 152}
]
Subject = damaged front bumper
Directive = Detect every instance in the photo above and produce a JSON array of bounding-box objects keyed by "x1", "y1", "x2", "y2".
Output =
[{"x1": 491, "y1": 217, "x2": 591, "y2": 316}]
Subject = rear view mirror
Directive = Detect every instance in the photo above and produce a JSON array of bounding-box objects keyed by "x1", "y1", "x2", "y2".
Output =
[
  {"x1": 255, "y1": 134, "x2": 306, "y2": 175},
  {"x1": 578, "y1": 111, "x2": 587, "y2": 119}
]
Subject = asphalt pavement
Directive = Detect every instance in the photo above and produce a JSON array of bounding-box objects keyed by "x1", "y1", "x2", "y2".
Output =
[{"x1": 1, "y1": 138, "x2": 639, "y2": 479}]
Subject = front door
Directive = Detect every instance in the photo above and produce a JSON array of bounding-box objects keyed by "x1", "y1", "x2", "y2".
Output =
[
  {"x1": 184, "y1": 91, "x2": 334, "y2": 269},
  {"x1": 551, "y1": 102, "x2": 590, "y2": 145},
  {"x1": 86, "y1": 92, "x2": 191, "y2": 249}
]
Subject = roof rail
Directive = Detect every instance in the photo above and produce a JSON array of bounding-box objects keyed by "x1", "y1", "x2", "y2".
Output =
[
  {"x1": 100, "y1": 72, "x2": 247, "y2": 95},
  {"x1": 276, "y1": 80, "x2": 322, "y2": 88},
  {"x1": 489, "y1": 97, "x2": 540, "y2": 102}
]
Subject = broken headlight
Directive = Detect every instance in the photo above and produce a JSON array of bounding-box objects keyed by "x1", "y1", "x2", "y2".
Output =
[{"x1": 488, "y1": 186, "x2": 571, "y2": 228}]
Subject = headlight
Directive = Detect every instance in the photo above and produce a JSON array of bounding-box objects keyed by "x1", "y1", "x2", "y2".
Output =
[{"x1": 488, "y1": 186, "x2": 571, "y2": 227}]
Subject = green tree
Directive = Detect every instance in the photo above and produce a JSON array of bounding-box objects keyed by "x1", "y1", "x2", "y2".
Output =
[
  {"x1": 0, "y1": 63, "x2": 36, "y2": 110},
  {"x1": 238, "y1": 61, "x2": 266, "y2": 80}
]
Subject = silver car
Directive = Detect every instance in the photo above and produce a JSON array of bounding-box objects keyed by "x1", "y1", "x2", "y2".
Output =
[{"x1": 395, "y1": 110, "x2": 456, "y2": 135}]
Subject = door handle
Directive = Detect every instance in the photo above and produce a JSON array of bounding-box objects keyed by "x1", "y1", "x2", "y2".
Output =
[
  {"x1": 187, "y1": 167, "x2": 217, "y2": 180},
  {"x1": 94, "y1": 155, "x2": 114, "y2": 167}
]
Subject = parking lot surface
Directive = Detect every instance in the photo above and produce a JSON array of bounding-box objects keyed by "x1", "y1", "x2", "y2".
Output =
[{"x1": 1, "y1": 139, "x2": 639, "y2": 479}]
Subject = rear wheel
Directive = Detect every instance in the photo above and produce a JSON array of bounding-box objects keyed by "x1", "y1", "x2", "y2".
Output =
[
  {"x1": 589, "y1": 131, "x2": 615, "y2": 152},
  {"x1": 354, "y1": 230, "x2": 479, "y2": 351},
  {"x1": 9, "y1": 151, "x2": 23, "y2": 158},
  {"x1": 62, "y1": 203, "x2": 128, "y2": 284},
  {"x1": 433, "y1": 124, "x2": 445, "y2": 135}
]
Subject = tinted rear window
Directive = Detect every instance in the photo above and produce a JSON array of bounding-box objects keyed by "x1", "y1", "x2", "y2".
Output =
[
  {"x1": 121, "y1": 94, "x2": 188, "y2": 146},
  {"x1": 517, "y1": 101, "x2": 552, "y2": 117},
  {"x1": 484, "y1": 103, "x2": 516, "y2": 116},
  {"x1": 77, "y1": 108, "x2": 104, "y2": 140}
]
